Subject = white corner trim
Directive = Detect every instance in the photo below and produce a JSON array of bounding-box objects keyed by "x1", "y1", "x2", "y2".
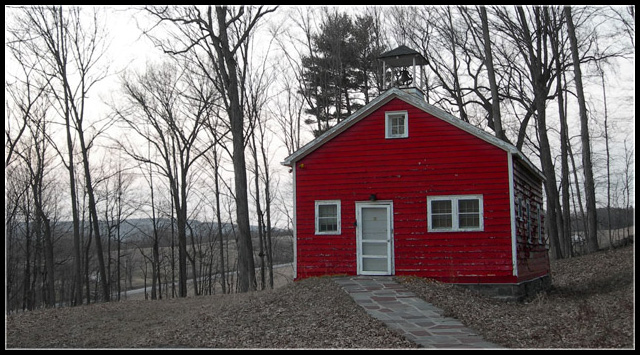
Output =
[
  {"x1": 508, "y1": 152, "x2": 518, "y2": 277},
  {"x1": 292, "y1": 165, "x2": 297, "y2": 279}
]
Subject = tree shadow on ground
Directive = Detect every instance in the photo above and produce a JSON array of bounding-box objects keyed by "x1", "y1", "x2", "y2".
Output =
[{"x1": 549, "y1": 270, "x2": 633, "y2": 300}]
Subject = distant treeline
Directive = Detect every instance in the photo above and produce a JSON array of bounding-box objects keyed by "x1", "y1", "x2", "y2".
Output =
[{"x1": 571, "y1": 207, "x2": 634, "y2": 232}]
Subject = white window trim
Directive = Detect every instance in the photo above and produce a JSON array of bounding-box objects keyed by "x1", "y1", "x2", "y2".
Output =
[
  {"x1": 427, "y1": 195, "x2": 484, "y2": 232},
  {"x1": 385, "y1": 110, "x2": 408, "y2": 139},
  {"x1": 315, "y1": 200, "x2": 341, "y2": 235}
]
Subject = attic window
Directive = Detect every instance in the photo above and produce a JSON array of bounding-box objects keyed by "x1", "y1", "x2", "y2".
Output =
[{"x1": 385, "y1": 111, "x2": 408, "y2": 139}]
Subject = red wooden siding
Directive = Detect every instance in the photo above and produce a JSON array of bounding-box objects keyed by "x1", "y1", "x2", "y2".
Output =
[
  {"x1": 512, "y1": 159, "x2": 550, "y2": 281},
  {"x1": 295, "y1": 97, "x2": 518, "y2": 283}
]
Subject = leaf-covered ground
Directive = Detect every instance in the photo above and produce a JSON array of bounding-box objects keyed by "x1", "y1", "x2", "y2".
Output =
[
  {"x1": 399, "y1": 244, "x2": 635, "y2": 349},
  {"x1": 5, "y1": 276, "x2": 416, "y2": 349},
  {"x1": 6, "y1": 244, "x2": 634, "y2": 349}
]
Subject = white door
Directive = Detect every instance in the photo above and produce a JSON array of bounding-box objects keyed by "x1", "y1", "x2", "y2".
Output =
[{"x1": 357, "y1": 203, "x2": 393, "y2": 275}]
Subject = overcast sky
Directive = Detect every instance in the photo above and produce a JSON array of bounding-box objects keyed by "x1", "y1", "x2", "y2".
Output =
[{"x1": 5, "y1": 6, "x2": 636, "y2": 217}]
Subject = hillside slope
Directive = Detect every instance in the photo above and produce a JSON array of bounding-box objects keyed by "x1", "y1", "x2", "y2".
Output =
[
  {"x1": 400, "y1": 244, "x2": 634, "y2": 348},
  {"x1": 6, "y1": 276, "x2": 415, "y2": 349},
  {"x1": 6, "y1": 244, "x2": 634, "y2": 349}
]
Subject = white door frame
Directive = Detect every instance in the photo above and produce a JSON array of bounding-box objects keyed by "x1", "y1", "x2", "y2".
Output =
[{"x1": 356, "y1": 201, "x2": 394, "y2": 275}]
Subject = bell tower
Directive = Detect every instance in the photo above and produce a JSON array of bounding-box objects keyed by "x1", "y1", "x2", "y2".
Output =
[{"x1": 378, "y1": 45, "x2": 428, "y2": 100}]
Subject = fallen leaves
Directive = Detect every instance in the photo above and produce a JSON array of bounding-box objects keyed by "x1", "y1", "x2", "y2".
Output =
[
  {"x1": 6, "y1": 277, "x2": 416, "y2": 349},
  {"x1": 399, "y1": 244, "x2": 634, "y2": 349},
  {"x1": 6, "y1": 245, "x2": 633, "y2": 349}
]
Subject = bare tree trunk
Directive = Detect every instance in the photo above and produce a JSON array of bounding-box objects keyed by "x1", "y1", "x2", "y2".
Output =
[
  {"x1": 22, "y1": 202, "x2": 33, "y2": 311},
  {"x1": 565, "y1": 6, "x2": 599, "y2": 253},
  {"x1": 251, "y1": 131, "x2": 266, "y2": 290},
  {"x1": 479, "y1": 6, "x2": 506, "y2": 141},
  {"x1": 149, "y1": 160, "x2": 158, "y2": 300},
  {"x1": 33, "y1": 178, "x2": 55, "y2": 308},
  {"x1": 558, "y1": 72, "x2": 573, "y2": 257},
  {"x1": 212, "y1": 149, "x2": 227, "y2": 294},
  {"x1": 514, "y1": 6, "x2": 564, "y2": 259},
  {"x1": 77, "y1": 122, "x2": 110, "y2": 301},
  {"x1": 259, "y1": 130, "x2": 274, "y2": 289},
  {"x1": 211, "y1": 6, "x2": 263, "y2": 293},
  {"x1": 596, "y1": 57, "x2": 612, "y2": 249},
  {"x1": 568, "y1": 139, "x2": 587, "y2": 252},
  {"x1": 548, "y1": 8, "x2": 572, "y2": 257}
]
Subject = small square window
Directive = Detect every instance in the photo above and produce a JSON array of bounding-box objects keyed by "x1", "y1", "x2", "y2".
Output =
[
  {"x1": 315, "y1": 200, "x2": 341, "y2": 235},
  {"x1": 385, "y1": 111, "x2": 408, "y2": 138}
]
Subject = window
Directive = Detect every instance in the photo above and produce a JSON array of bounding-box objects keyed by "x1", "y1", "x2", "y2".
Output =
[
  {"x1": 385, "y1": 111, "x2": 408, "y2": 138},
  {"x1": 427, "y1": 195, "x2": 483, "y2": 232},
  {"x1": 516, "y1": 196, "x2": 523, "y2": 220},
  {"x1": 525, "y1": 200, "x2": 532, "y2": 243},
  {"x1": 537, "y1": 203, "x2": 544, "y2": 244},
  {"x1": 315, "y1": 200, "x2": 341, "y2": 235}
]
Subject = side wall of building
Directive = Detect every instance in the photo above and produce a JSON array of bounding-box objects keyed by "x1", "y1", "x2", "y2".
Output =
[{"x1": 512, "y1": 158, "x2": 550, "y2": 282}]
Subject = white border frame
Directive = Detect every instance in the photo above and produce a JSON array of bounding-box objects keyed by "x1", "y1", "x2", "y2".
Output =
[
  {"x1": 315, "y1": 200, "x2": 341, "y2": 235},
  {"x1": 427, "y1": 194, "x2": 484, "y2": 232}
]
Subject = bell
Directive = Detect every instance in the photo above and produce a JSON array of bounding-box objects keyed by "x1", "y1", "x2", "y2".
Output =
[{"x1": 396, "y1": 69, "x2": 413, "y2": 87}]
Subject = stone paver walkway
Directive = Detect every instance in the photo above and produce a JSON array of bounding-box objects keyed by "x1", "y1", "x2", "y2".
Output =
[{"x1": 334, "y1": 276, "x2": 501, "y2": 349}]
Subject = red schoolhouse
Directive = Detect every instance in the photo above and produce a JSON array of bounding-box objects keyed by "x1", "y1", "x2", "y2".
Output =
[{"x1": 283, "y1": 87, "x2": 550, "y2": 299}]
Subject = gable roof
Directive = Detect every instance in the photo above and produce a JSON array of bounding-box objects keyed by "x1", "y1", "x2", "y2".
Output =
[{"x1": 282, "y1": 87, "x2": 544, "y2": 180}]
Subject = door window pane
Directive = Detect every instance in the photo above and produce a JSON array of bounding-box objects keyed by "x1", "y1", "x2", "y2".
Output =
[
  {"x1": 362, "y1": 243, "x2": 388, "y2": 256},
  {"x1": 362, "y1": 258, "x2": 387, "y2": 272},
  {"x1": 362, "y1": 208, "x2": 387, "y2": 240}
]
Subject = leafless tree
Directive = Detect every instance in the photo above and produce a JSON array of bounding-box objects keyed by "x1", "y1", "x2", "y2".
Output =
[
  {"x1": 492, "y1": 6, "x2": 568, "y2": 258},
  {"x1": 269, "y1": 7, "x2": 318, "y2": 154},
  {"x1": 4, "y1": 53, "x2": 50, "y2": 169},
  {"x1": 95, "y1": 156, "x2": 137, "y2": 300},
  {"x1": 117, "y1": 60, "x2": 215, "y2": 297},
  {"x1": 245, "y1": 41, "x2": 278, "y2": 289},
  {"x1": 7, "y1": 5, "x2": 111, "y2": 302},
  {"x1": 477, "y1": 6, "x2": 506, "y2": 141},
  {"x1": 143, "y1": 5, "x2": 277, "y2": 293},
  {"x1": 621, "y1": 137, "x2": 634, "y2": 239},
  {"x1": 200, "y1": 121, "x2": 231, "y2": 293},
  {"x1": 565, "y1": 6, "x2": 598, "y2": 253},
  {"x1": 5, "y1": 17, "x2": 54, "y2": 310},
  {"x1": 548, "y1": 12, "x2": 574, "y2": 257}
]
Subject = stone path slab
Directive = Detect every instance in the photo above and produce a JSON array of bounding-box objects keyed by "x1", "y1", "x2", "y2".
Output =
[{"x1": 334, "y1": 276, "x2": 502, "y2": 349}]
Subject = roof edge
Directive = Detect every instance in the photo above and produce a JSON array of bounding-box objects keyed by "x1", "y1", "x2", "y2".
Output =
[
  {"x1": 281, "y1": 89, "x2": 399, "y2": 166},
  {"x1": 282, "y1": 88, "x2": 545, "y2": 182}
]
